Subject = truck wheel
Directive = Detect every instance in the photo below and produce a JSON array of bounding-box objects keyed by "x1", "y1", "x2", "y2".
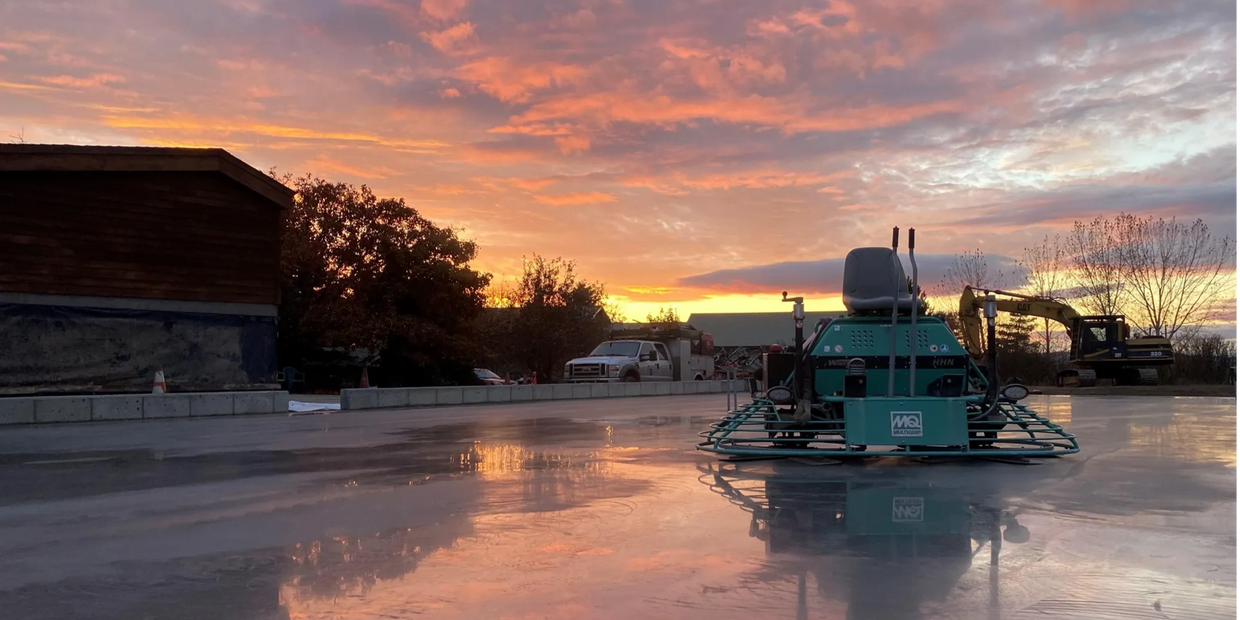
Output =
[{"x1": 623, "y1": 372, "x2": 640, "y2": 382}]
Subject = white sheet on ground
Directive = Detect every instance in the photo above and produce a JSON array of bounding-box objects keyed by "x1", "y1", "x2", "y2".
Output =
[{"x1": 289, "y1": 400, "x2": 341, "y2": 412}]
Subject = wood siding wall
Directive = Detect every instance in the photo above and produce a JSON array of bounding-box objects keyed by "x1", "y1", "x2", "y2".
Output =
[{"x1": 0, "y1": 171, "x2": 282, "y2": 305}]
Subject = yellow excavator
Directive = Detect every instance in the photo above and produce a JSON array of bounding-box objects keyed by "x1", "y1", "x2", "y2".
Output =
[{"x1": 958, "y1": 287, "x2": 1174, "y2": 387}]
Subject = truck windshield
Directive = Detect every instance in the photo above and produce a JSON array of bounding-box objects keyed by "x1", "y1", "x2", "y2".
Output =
[{"x1": 590, "y1": 342, "x2": 641, "y2": 357}]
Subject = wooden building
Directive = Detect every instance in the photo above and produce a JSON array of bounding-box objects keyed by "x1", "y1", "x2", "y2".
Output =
[{"x1": 0, "y1": 145, "x2": 294, "y2": 394}]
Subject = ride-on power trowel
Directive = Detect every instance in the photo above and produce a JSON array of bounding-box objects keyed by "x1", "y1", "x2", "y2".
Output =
[{"x1": 696, "y1": 228, "x2": 1079, "y2": 461}]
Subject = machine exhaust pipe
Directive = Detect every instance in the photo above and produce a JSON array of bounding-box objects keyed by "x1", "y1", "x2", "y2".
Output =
[
  {"x1": 908, "y1": 228, "x2": 918, "y2": 397},
  {"x1": 888, "y1": 227, "x2": 900, "y2": 397}
]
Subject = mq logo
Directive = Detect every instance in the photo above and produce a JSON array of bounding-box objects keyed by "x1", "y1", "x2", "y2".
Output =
[
  {"x1": 890, "y1": 411, "x2": 923, "y2": 437},
  {"x1": 892, "y1": 497, "x2": 925, "y2": 522}
]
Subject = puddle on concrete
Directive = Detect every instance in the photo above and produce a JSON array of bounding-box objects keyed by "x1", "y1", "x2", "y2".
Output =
[{"x1": 0, "y1": 397, "x2": 1233, "y2": 620}]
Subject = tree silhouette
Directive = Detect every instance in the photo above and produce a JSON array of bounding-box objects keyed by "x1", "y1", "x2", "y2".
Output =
[
  {"x1": 645, "y1": 306, "x2": 681, "y2": 328},
  {"x1": 485, "y1": 254, "x2": 612, "y2": 381},
  {"x1": 277, "y1": 173, "x2": 490, "y2": 387}
]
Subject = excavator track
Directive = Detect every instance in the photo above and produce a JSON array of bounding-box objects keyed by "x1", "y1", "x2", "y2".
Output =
[{"x1": 1057, "y1": 368, "x2": 1097, "y2": 388}]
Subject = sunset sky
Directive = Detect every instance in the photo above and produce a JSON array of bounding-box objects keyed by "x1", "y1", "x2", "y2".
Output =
[{"x1": 1, "y1": 0, "x2": 1235, "y2": 320}]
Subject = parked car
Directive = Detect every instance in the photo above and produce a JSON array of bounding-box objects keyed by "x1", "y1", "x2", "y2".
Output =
[{"x1": 474, "y1": 368, "x2": 505, "y2": 385}]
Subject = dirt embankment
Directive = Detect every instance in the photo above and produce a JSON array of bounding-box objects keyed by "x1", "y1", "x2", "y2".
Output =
[{"x1": 1032, "y1": 385, "x2": 1236, "y2": 397}]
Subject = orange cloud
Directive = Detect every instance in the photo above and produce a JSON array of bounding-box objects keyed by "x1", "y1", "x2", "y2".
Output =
[
  {"x1": 0, "y1": 79, "x2": 55, "y2": 92},
  {"x1": 619, "y1": 175, "x2": 690, "y2": 196},
  {"x1": 421, "y1": 22, "x2": 477, "y2": 54},
  {"x1": 507, "y1": 177, "x2": 556, "y2": 191},
  {"x1": 488, "y1": 122, "x2": 575, "y2": 136},
  {"x1": 469, "y1": 176, "x2": 558, "y2": 191},
  {"x1": 102, "y1": 115, "x2": 449, "y2": 150},
  {"x1": 533, "y1": 192, "x2": 616, "y2": 206},
  {"x1": 555, "y1": 135, "x2": 590, "y2": 154},
  {"x1": 457, "y1": 57, "x2": 586, "y2": 103}
]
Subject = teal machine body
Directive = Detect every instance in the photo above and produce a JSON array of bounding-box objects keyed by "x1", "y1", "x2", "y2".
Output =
[{"x1": 697, "y1": 228, "x2": 1078, "y2": 459}]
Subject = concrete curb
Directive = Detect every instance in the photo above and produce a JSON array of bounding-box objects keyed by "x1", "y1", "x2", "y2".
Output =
[
  {"x1": 0, "y1": 390, "x2": 290, "y2": 425},
  {"x1": 338, "y1": 380, "x2": 749, "y2": 411}
]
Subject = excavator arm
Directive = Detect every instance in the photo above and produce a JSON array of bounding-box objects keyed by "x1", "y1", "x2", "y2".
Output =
[{"x1": 958, "y1": 286, "x2": 1081, "y2": 360}]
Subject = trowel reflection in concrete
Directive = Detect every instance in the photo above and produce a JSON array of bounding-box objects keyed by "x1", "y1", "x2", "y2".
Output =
[{"x1": 700, "y1": 462, "x2": 1028, "y2": 620}]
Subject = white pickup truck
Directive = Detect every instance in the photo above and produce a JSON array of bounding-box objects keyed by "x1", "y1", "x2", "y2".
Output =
[{"x1": 564, "y1": 327, "x2": 715, "y2": 383}]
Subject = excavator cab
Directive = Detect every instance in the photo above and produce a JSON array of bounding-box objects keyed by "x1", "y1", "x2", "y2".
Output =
[{"x1": 1072, "y1": 316, "x2": 1128, "y2": 361}]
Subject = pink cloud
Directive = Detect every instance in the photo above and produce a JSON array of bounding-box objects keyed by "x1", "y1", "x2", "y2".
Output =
[
  {"x1": 422, "y1": 0, "x2": 470, "y2": 21},
  {"x1": 35, "y1": 73, "x2": 125, "y2": 89},
  {"x1": 342, "y1": 0, "x2": 424, "y2": 28},
  {"x1": 304, "y1": 155, "x2": 399, "y2": 179}
]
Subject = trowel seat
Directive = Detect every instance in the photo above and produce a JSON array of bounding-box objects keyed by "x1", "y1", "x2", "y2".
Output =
[{"x1": 842, "y1": 247, "x2": 918, "y2": 315}]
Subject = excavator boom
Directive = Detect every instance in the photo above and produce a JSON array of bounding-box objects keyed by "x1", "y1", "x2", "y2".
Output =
[
  {"x1": 957, "y1": 286, "x2": 1173, "y2": 387},
  {"x1": 957, "y1": 287, "x2": 1081, "y2": 359}
]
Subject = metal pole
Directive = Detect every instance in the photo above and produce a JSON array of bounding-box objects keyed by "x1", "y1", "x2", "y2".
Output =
[
  {"x1": 908, "y1": 228, "x2": 918, "y2": 397},
  {"x1": 888, "y1": 227, "x2": 900, "y2": 397},
  {"x1": 985, "y1": 293, "x2": 999, "y2": 399}
]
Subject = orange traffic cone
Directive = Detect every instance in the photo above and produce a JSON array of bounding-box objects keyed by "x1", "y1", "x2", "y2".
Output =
[
  {"x1": 152, "y1": 365, "x2": 167, "y2": 394},
  {"x1": 360, "y1": 366, "x2": 371, "y2": 388}
]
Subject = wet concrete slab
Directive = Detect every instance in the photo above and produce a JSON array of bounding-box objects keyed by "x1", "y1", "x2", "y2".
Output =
[{"x1": 0, "y1": 394, "x2": 1233, "y2": 620}]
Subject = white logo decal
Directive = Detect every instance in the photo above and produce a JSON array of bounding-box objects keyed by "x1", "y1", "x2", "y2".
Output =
[
  {"x1": 929, "y1": 344, "x2": 939, "y2": 352},
  {"x1": 834, "y1": 325, "x2": 841, "y2": 331},
  {"x1": 834, "y1": 344, "x2": 843, "y2": 353},
  {"x1": 892, "y1": 497, "x2": 925, "y2": 522},
  {"x1": 891, "y1": 411, "x2": 923, "y2": 437},
  {"x1": 941, "y1": 344, "x2": 950, "y2": 352}
]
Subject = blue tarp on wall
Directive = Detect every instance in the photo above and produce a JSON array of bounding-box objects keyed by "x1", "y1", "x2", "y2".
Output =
[{"x1": 0, "y1": 303, "x2": 277, "y2": 393}]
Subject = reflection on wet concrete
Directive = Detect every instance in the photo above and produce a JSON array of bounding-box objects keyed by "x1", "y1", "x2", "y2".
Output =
[
  {"x1": 0, "y1": 395, "x2": 1233, "y2": 619},
  {"x1": 702, "y1": 462, "x2": 1028, "y2": 620}
]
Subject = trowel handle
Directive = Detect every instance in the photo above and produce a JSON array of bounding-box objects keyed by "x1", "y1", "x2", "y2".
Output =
[
  {"x1": 908, "y1": 228, "x2": 915, "y2": 249},
  {"x1": 891, "y1": 227, "x2": 899, "y2": 249}
]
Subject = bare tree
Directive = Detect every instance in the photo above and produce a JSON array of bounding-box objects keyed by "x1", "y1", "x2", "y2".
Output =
[
  {"x1": 939, "y1": 248, "x2": 1007, "y2": 292},
  {"x1": 1065, "y1": 216, "x2": 1126, "y2": 316},
  {"x1": 1113, "y1": 213, "x2": 1234, "y2": 339},
  {"x1": 1018, "y1": 234, "x2": 1066, "y2": 354}
]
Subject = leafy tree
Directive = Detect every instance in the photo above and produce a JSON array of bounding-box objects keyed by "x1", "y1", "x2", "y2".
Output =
[
  {"x1": 646, "y1": 307, "x2": 681, "y2": 328},
  {"x1": 487, "y1": 254, "x2": 612, "y2": 381},
  {"x1": 277, "y1": 173, "x2": 490, "y2": 387}
]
